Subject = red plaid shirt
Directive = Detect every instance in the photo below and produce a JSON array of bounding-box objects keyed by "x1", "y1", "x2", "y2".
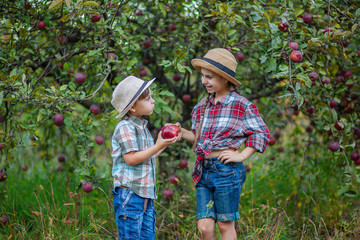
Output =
[{"x1": 191, "y1": 90, "x2": 270, "y2": 183}]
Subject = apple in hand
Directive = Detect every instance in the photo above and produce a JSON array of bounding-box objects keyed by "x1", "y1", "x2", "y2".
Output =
[{"x1": 161, "y1": 125, "x2": 180, "y2": 139}]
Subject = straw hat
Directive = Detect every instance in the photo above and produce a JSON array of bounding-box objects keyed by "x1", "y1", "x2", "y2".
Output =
[
  {"x1": 111, "y1": 76, "x2": 155, "y2": 118},
  {"x1": 191, "y1": 48, "x2": 241, "y2": 86}
]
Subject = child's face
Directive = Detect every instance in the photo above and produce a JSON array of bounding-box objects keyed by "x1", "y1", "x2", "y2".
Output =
[
  {"x1": 200, "y1": 68, "x2": 229, "y2": 94},
  {"x1": 131, "y1": 90, "x2": 155, "y2": 117}
]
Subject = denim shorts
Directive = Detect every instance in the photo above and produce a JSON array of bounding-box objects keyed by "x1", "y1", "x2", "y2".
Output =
[
  {"x1": 112, "y1": 187, "x2": 156, "y2": 240},
  {"x1": 196, "y1": 157, "x2": 246, "y2": 222}
]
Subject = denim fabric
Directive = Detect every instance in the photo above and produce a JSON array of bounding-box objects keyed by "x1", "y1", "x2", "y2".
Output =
[
  {"x1": 195, "y1": 157, "x2": 246, "y2": 221},
  {"x1": 112, "y1": 187, "x2": 156, "y2": 240}
]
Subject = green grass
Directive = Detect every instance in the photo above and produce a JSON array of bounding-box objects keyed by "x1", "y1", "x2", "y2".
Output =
[{"x1": 1, "y1": 135, "x2": 360, "y2": 239}]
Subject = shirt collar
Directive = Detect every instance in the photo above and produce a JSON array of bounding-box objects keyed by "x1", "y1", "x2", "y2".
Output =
[
  {"x1": 209, "y1": 90, "x2": 237, "y2": 106},
  {"x1": 128, "y1": 116, "x2": 148, "y2": 127}
]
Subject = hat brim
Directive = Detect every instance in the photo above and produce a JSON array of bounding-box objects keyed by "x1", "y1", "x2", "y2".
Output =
[
  {"x1": 191, "y1": 59, "x2": 241, "y2": 86},
  {"x1": 115, "y1": 78, "x2": 156, "y2": 119}
]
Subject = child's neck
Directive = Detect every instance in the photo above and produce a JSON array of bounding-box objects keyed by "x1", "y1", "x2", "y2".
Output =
[{"x1": 214, "y1": 89, "x2": 231, "y2": 103}]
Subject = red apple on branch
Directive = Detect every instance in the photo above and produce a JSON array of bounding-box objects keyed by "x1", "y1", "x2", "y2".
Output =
[
  {"x1": 37, "y1": 21, "x2": 46, "y2": 30},
  {"x1": 290, "y1": 50, "x2": 302, "y2": 63},
  {"x1": 91, "y1": 15, "x2": 102, "y2": 23},
  {"x1": 74, "y1": 72, "x2": 86, "y2": 84},
  {"x1": 169, "y1": 175, "x2": 180, "y2": 184},
  {"x1": 328, "y1": 141, "x2": 340, "y2": 152},
  {"x1": 179, "y1": 159, "x2": 188, "y2": 169},
  {"x1": 302, "y1": 13, "x2": 313, "y2": 24},
  {"x1": 90, "y1": 105, "x2": 100, "y2": 115},
  {"x1": 289, "y1": 42, "x2": 299, "y2": 50},
  {"x1": 235, "y1": 52, "x2": 244, "y2": 62},
  {"x1": 278, "y1": 20, "x2": 289, "y2": 32},
  {"x1": 82, "y1": 182, "x2": 93, "y2": 193},
  {"x1": 96, "y1": 136, "x2": 105, "y2": 145},
  {"x1": 53, "y1": 113, "x2": 64, "y2": 126},
  {"x1": 350, "y1": 152, "x2": 359, "y2": 161}
]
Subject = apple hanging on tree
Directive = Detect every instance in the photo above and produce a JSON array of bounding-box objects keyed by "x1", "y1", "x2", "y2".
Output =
[
  {"x1": 0, "y1": 170, "x2": 7, "y2": 182},
  {"x1": 290, "y1": 50, "x2": 302, "y2": 63},
  {"x1": 169, "y1": 175, "x2": 180, "y2": 184},
  {"x1": 179, "y1": 159, "x2": 188, "y2": 169},
  {"x1": 289, "y1": 42, "x2": 299, "y2": 50},
  {"x1": 91, "y1": 15, "x2": 102, "y2": 23},
  {"x1": 53, "y1": 113, "x2": 64, "y2": 127},
  {"x1": 74, "y1": 72, "x2": 86, "y2": 84},
  {"x1": 37, "y1": 21, "x2": 46, "y2": 30},
  {"x1": 278, "y1": 20, "x2": 289, "y2": 32},
  {"x1": 328, "y1": 141, "x2": 340, "y2": 152},
  {"x1": 96, "y1": 136, "x2": 105, "y2": 145},
  {"x1": 90, "y1": 105, "x2": 100, "y2": 115},
  {"x1": 82, "y1": 182, "x2": 93, "y2": 193},
  {"x1": 235, "y1": 52, "x2": 244, "y2": 62},
  {"x1": 58, "y1": 154, "x2": 66, "y2": 163}
]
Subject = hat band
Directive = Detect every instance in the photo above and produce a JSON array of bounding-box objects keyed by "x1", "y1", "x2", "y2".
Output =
[
  {"x1": 121, "y1": 81, "x2": 149, "y2": 114},
  {"x1": 202, "y1": 57, "x2": 235, "y2": 77}
]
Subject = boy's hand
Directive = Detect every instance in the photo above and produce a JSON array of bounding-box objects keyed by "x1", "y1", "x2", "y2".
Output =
[{"x1": 156, "y1": 131, "x2": 180, "y2": 148}]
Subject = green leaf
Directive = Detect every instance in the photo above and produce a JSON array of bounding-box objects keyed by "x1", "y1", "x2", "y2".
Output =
[
  {"x1": 356, "y1": 8, "x2": 360, "y2": 17},
  {"x1": 159, "y1": 90, "x2": 174, "y2": 97},
  {"x1": 49, "y1": 0, "x2": 64, "y2": 10},
  {"x1": 83, "y1": 1, "x2": 99, "y2": 7},
  {"x1": 265, "y1": 58, "x2": 277, "y2": 72},
  {"x1": 60, "y1": 85, "x2": 68, "y2": 91},
  {"x1": 331, "y1": 109, "x2": 338, "y2": 122},
  {"x1": 337, "y1": 184, "x2": 350, "y2": 196}
]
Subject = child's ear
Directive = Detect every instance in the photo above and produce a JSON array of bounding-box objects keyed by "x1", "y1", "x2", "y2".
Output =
[{"x1": 129, "y1": 105, "x2": 136, "y2": 113}]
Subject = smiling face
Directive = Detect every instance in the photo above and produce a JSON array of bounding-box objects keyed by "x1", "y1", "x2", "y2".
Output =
[
  {"x1": 200, "y1": 68, "x2": 230, "y2": 96},
  {"x1": 129, "y1": 89, "x2": 155, "y2": 117}
]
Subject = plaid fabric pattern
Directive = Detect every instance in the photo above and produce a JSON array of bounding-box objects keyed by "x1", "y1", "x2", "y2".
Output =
[
  {"x1": 191, "y1": 90, "x2": 270, "y2": 183},
  {"x1": 111, "y1": 116, "x2": 157, "y2": 199}
]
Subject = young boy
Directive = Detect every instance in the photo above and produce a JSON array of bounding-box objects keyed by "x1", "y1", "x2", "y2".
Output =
[{"x1": 110, "y1": 76, "x2": 180, "y2": 240}]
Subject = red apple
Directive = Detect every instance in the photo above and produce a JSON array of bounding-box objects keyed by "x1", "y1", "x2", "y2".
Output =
[
  {"x1": 22, "y1": 165, "x2": 28, "y2": 171},
  {"x1": 0, "y1": 144, "x2": 4, "y2": 150},
  {"x1": 305, "y1": 126, "x2": 312, "y2": 133},
  {"x1": 90, "y1": 105, "x2": 100, "y2": 115},
  {"x1": 82, "y1": 182, "x2": 93, "y2": 193},
  {"x1": 0, "y1": 216, "x2": 9, "y2": 225},
  {"x1": 290, "y1": 50, "x2": 302, "y2": 63},
  {"x1": 322, "y1": 77, "x2": 330, "y2": 85},
  {"x1": 0, "y1": 170, "x2": 7, "y2": 182},
  {"x1": 53, "y1": 113, "x2": 64, "y2": 126},
  {"x1": 0, "y1": 114, "x2": 2, "y2": 122},
  {"x1": 58, "y1": 154, "x2": 66, "y2": 163},
  {"x1": 355, "y1": 159, "x2": 360, "y2": 165},
  {"x1": 225, "y1": 48, "x2": 232, "y2": 53},
  {"x1": 66, "y1": 68, "x2": 74, "y2": 74},
  {"x1": 306, "y1": 106, "x2": 314, "y2": 115},
  {"x1": 25, "y1": 1, "x2": 31, "y2": 9},
  {"x1": 268, "y1": 137, "x2": 276, "y2": 146},
  {"x1": 334, "y1": 121, "x2": 345, "y2": 131},
  {"x1": 335, "y1": 76, "x2": 344, "y2": 84},
  {"x1": 169, "y1": 175, "x2": 179, "y2": 184},
  {"x1": 96, "y1": 136, "x2": 105, "y2": 145},
  {"x1": 140, "y1": 70, "x2": 147, "y2": 77},
  {"x1": 37, "y1": 21, "x2": 46, "y2": 30},
  {"x1": 143, "y1": 39, "x2": 152, "y2": 48},
  {"x1": 136, "y1": 12, "x2": 143, "y2": 16},
  {"x1": 172, "y1": 73, "x2": 181, "y2": 82},
  {"x1": 138, "y1": 65, "x2": 145, "y2": 71},
  {"x1": 328, "y1": 141, "x2": 340, "y2": 152},
  {"x1": 302, "y1": 13, "x2": 313, "y2": 24},
  {"x1": 343, "y1": 70, "x2": 352, "y2": 78},
  {"x1": 74, "y1": 72, "x2": 86, "y2": 84},
  {"x1": 342, "y1": 40, "x2": 349, "y2": 47},
  {"x1": 289, "y1": 42, "x2": 299, "y2": 50},
  {"x1": 277, "y1": 146, "x2": 284, "y2": 152},
  {"x1": 350, "y1": 152, "x2": 359, "y2": 161},
  {"x1": 235, "y1": 53, "x2": 244, "y2": 62},
  {"x1": 162, "y1": 188, "x2": 173, "y2": 200},
  {"x1": 179, "y1": 159, "x2": 188, "y2": 169},
  {"x1": 161, "y1": 125, "x2": 180, "y2": 139},
  {"x1": 329, "y1": 99, "x2": 338, "y2": 108},
  {"x1": 168, "y1": 23, "x2": 177, "y2": 31},
  {"x1": 358, "y1": 50, "x2": 360, "y2": 57},
  {"x1": 91, "y1": 15, "x2": 102, "y2": 23},
  {"x1": 308, "y1": 72, "x2": 319, "y2": 81},
  {"x1": 182, "y1": 94, "x2": 191, "y2": 102},
  {"x1": 278, "y1": 20, "x2": 289, "y2": 32}
]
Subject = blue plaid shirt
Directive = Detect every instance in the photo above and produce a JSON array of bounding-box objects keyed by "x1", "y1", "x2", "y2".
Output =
[
  {"x1": 191, "y1": 90, "x2": 270, "y2": 183},
  {"x1": 111, "y1": 116, "x2": 157, "y2": 199}
]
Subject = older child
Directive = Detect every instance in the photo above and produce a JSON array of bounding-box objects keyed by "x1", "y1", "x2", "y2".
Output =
[
  {"x1": 180, "y1": 48, "x2": 270, "y2": 240},
  {"x1": 110, "y1": 76, "x2": 180, "y2": 240}
]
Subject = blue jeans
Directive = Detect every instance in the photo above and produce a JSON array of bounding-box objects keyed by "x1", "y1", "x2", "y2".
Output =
[
  {"x1": 112, "y1": 187, "x2": 156, "y2": 240},
  {"x1": 196, "y1": 157, "x2": 246, "y2": 221}
]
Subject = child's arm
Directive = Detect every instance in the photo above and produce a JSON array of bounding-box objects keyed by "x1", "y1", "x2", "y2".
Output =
[
  {"x1": 180, "y1": 128, "x2": 195, "y2": 143},
  {"x1": 123, "y1": 132, "x2": 178, "y2": 166}
]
